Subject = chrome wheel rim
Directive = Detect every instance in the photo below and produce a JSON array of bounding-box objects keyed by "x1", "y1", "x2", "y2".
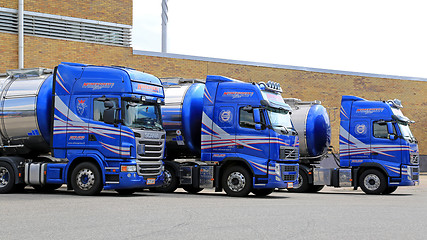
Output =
[
  {"x1": 163, "y1": 169, "x2": 172, "y2": 187},
  {"x1": 0, "y1": 167, "x2": 10, "y2": 188},
  {"x1": 227, "y1": 172, "x2": 246, "y2": 192},
  {"x1": 76, "y1": 168, "x2": 95, "y2": 190},
  {"x1": 364, "y1": 174, "x2": 380, "y2": 191}
]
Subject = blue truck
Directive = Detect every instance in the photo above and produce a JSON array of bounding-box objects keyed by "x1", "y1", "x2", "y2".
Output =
[
  {"x1": 154, "y1": 76, "x2": 299, "y2": 197},
  {"x1": 284, "y1": 96, "x2": 419, "y2": 194},
  {"x1": 0, "y1": 62, "x2": 165, "y2": 195}
]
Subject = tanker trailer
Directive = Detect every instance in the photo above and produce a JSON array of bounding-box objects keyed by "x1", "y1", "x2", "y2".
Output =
[
  {"x1": 0, "y1": 63, "x2": 165, "y2": 195},
  {"x1": 283, "y1": 96, "x2": 419, "y2": 194},
  {"x1": 153, "y1": 77, "x2": 299, "y2": 197}
]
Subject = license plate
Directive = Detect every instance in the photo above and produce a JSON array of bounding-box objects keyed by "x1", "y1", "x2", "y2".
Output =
[
  {"x1": 147, "y1": 178, "x2": 156, "y2": 185},
  {"x1": 287, "y1": 182, "x2": 293, "y2": 188}
]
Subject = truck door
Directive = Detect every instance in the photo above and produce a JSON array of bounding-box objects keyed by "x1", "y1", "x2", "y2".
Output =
[
  {"x1": 235, "y1": 105, "x2": 270, "y2": 160},
  {"x1": 348, "y1": 120, "x2": 371, "y2": 165},
  {"x1": 210, "y1": 105, "x2": 236, "y2": 158},
  {"x1": 87, "y1": 95, "x2": 124, "y2": 158},
  {"x1": 371, "y1": 121, "x2": 401, "y2": 175}
]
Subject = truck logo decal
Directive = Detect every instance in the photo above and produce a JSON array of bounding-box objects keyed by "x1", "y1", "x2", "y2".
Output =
[
  {"x1": 77, "y1": 99, "x2": 87, "y2": 116},
  {"x1": 223, "y1": 91, "x2": 254, "y2": 99},
  {"x1": 219, "y1": 110, "x2": 232, "y2": 123},
  {"x1": 83, "y1": 82, "x2": 115, "y2": 90},
  {"x1": 355, "y1": 124, "x2": 367, "y2": 135},
  {"x1": 136, "y1": 83, "x2": 162, "y2": 93},
  {"x1": 69, "y1": 136, "x2": 85, "y2": 140},
  {"x1": 144, "y1": 132, "x2": 160, "y2": 139},
  {"x1": 356, "y1": 108, "x2": 384, "y2": 114}
]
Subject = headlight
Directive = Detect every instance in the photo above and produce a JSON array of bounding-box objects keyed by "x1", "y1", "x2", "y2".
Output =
[
  {"x1": 275, "y1": 164, "x2": 281, "y2": 176},
  {"x1": 121, "y1": 165, "x2": 137, "y2": 172}
]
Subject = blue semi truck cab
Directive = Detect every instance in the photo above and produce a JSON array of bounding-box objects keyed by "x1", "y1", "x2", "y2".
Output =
[
  {"x1": 0, "y1": 62, "x2": 165, "y2": 195},
  {"x1": 284, "y1": 95, "x2": 419, "y2": 194},
  {"x1": 157, "y1": 76, "x2": 299, "y2": 197}
]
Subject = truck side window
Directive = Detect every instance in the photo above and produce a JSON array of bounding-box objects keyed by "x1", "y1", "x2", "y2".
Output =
[
  {"x1": 239, "y1": 108, "x2": 264, "y2": 129},
  {"x1": 93, "y1": 98, "x2": 118, "y2": 122},
  {"x1": 373, "y1": 122, "x2": 388, "y2": 139}
]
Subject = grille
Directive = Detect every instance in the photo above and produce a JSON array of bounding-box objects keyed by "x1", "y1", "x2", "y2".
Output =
[
  {"x1": 412, "y1": 168, "x2": 419, "y2": 173},
  {"x1": 412, "y1": 174, "x2": 419, "y2": 181},
  {"x1": 282, "y1": 174, "x2": 297, "y2": 181},
  {"x1": 138, "y1": 139, "x2": 164, "y2": 160},
  {"x1": 280, "y1": 147, "x2": 298, "y2": 160},
  {"x1": 137, "y1": 161, "x2": 162, "y2": 176},
  {"x1": 282, "y1": 165, "x2": 298, "y2": 172}
]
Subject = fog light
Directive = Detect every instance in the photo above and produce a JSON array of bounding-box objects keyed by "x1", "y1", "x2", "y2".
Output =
[{"x1": 121, "y1": 165, "x2": 137, "y2": 172}]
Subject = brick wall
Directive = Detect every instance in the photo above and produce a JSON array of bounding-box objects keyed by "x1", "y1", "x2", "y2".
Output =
[
  {"x1": 0, "y1": 0, "x2": 132, "y2": 25},
  {"x1": 0, "y1": 33, "x2": 425, "y2": 154}
]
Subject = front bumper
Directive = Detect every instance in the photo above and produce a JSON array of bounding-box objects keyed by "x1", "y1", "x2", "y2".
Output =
[
  {"x1": 253, "y1": 163, "x2": 299, "y2": 189},
  {"x1": 104, "y1": 165, "x2": 164, "y2": 190},
  {"x1": 389, "y1": 165, "x2": 419, "y2": 187}
]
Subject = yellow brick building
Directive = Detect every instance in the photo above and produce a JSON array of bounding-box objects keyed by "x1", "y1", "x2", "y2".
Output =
[{"x1": 0, "y1": 0, "x2": 426, "y2": 162}]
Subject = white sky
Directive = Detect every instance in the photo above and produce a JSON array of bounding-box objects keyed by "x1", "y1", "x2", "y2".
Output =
[{"x1": 133, "y1": 0, "x2": 427, "y2": 79}]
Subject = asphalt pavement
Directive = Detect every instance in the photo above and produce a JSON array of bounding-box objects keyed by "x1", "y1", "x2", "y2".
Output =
[{"x1": 1, "y1": 175, "x2": 426, "y2": 240}]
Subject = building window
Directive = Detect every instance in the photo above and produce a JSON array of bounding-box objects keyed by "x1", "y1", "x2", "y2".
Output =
[{"x1": 0, "y1": 7, "x2": 131, "y2": 47}]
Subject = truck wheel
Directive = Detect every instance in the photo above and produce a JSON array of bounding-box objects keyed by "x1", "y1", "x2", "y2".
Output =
[
  {"x1": 288, "y1": 169, "x2": 310, "y2": 193},
  {"x1": 71, "y1": 162, "x2": 103, "y2": 196},
  {"x1": 383, "y1": 186, "x2": 398, "y2": 195},
  {"x1": 183, "y1": 185, "x2": 204, "y2": 194},
  {"x1": 308, "y1": 185, "x2": 324, "y2": 193},
  {"x1": 0, "y1": 162, "x2": 16, "y2": 194},
  {"x1": 150, "y1": 166, "x2": 178, "y2": 193},
  {"x1": 116, "y1": 189, "x2": 136, "y2": 195},
  {"x1": 251, "y1": 188, "x2": 274, "y2": 197},
  {"x1": 222, "y1": 166, "x2": 252, "y2": 197},
  {"x1": 359, "y1": 169, "x2": 387, "y2": 195}
]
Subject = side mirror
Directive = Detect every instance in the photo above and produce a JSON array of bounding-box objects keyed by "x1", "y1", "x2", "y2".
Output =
[
  {"x1": 104, "y1": 100, "x2": 114, "y2": 109},
  {"x1": 253, "y1": 108, "x2": 261, "y2": 124},
  {"x1": 104, "y1": 108, "x2": 115, "y2": 124},
  {"x1": 388, "y1": 134, "x2": 397, "y2": 140}
]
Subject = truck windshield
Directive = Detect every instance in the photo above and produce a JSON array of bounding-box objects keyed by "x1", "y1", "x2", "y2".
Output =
[
  {"x1": 398, "y1": 123, "x2": 416, "y2": 143},
  {"x1": 267, "y1": 109, "x2": 294, "y2": 134},
  {"x1": 123, "y1": 101, "x2": 163, "y2": 130}
]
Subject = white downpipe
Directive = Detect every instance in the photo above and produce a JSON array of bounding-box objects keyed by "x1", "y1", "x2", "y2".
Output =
[
  {"x1": 161, "y1": 0, "x2": 168, "y2": 53},
  {"x1": 18, "y1": 0, "x2": 24, "y2": 69}
]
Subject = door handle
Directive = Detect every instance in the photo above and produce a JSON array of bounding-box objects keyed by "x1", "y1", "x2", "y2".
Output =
[
  {"x1": 372, "y1": 152, "x2": 378, "y2": 155},
  {"x1": 237, "y1": 145, "x2": 244, "y2": 149}
]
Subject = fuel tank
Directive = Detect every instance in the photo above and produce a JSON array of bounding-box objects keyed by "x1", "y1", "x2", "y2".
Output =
[
  {"x1": 283, "y1": 98, "x2": 331, "y2": 160},
  {"x1": 0, "y1": 68, "x2": 53, "y2": 155},
  {"x1": 161, "y1": 80, "x2": 205, "y2": 159}
]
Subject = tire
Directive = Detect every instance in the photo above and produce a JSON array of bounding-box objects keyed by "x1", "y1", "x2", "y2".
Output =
[
  {"x1": 183, "y1": 185, "x2": 204, "y2": 194},
  {"x1": 359, "y1": 169, "x2": 387, "y2": 195},
  {"x1": 32, "y1": 184, "x2": 63, "y2": 192},
  {"x1": 288, "y1": 169, "x2": 310, "y2": 193},
  {"x1": 383, "y1": 186, "x2": 398, "y2": 195},
  {"x1": 116, "y1": 189, "x2": 136, "y2": 195},
  {"x1": 71, "y1": 162, "x2": 103, "y2": 196},
  {"x1": 150, "y1": 166, "x2": 178, "y2": 193},
  {"x1": 251, "y1": 188, "x2": 274, "y2": 197},
  {"x1": 222, "y1": 166, "x2": 252, "y2": 197},
  {"x1": 0, "y1": 162, "x2": 16, "y2": 194},
  {"x1": 308, "y1": 185, "x2": 324, "y2": 193}
]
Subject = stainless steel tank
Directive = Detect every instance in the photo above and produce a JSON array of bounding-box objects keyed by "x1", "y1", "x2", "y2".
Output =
[
  {"x1": 0, "y1": 68, "x2": 53, "y2": 155},
  {"x1": 283, "y1": 98, "x2": 331, "y2": 160},
  {"x1": 161, "y1": 78, "x2": 205, "y2": 159}
]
